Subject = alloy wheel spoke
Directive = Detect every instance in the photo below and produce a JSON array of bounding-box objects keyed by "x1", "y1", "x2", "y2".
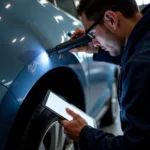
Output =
[
  {"x1": 49, "y1": 122, "x2": 60, "y2": 150},
  {"x1": 39, "y1": 121, "x2": 74, "y2": 150},
  {"x1": 39, "y1": 141, "x2": 46, "y2": 150},
  {"x1": 57, "y1": 124, "x2": 66, "y2": 149},
  {"x1": 65, "y1": 140, "x2": 75, "y2": 150}
]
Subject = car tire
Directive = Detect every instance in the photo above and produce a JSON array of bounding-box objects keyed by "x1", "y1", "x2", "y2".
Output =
[
  {"x1": 100, "y1": 78, "x2": 118, "y2": 126},
  {"x1": 19, "y1": 103, "x2": 77, "y2": 150},
  {"x1": 7, "y1": 91, "x2": 79, "y2": 150}
]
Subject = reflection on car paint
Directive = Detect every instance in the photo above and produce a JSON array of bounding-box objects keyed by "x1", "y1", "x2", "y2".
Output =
[
  {"x1": 54, "y1": 16, "x2": 64, "y2": 24},
  {"x1": 40, "y1": 52, "x2": 50, "y2": 64},
  {"x1": 1, "y1": 80, "x2": 6, "y2": 83},
  {"x1": 37, "y1": 0, "x2": 48, "y2": 7},
  {"x1": 5, "y1": 4, "x2": 11, "y2": 9},
  {"x1": 72, "y1": 52, "x2": 85, "y2": 63},
  {"x1": 55, "y1": 15, "x2": 64, "y2": 21},
  {"x1": 4, "y1": 81, "x2": 13, "y2": 87},
  {"x1": 11, "y1": 36, "x2": 25, "y2": 44},
  {"x1": 58, "y1": 54, "x2": 63, "y2": 60},
  {"x1": 28, "y1": 60, "x2": 40, "y2": 75},
  {"x1": 20, "y1": 37, "x2": 25, "y2": 42},
  {"x1": 1, "y1": 80, "x2": 13, "y2": 87},
  {"x1": 61, "y1": 35, "x2": 65, "y2": 43},
  {"x1": 12, "y1": 39, "x2": 17, "y2": 43},
  {"x1": 72, "y1": 21, "x2": 79, "y2": 26},
  {"x1": 17, "y1": 97, "x2": 24, "y2": 104},
  {"x1": 28, "y1": 52, "x2": 51, "y2": 75}
]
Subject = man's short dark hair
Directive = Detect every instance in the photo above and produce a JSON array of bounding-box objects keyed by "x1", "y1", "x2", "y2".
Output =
[{"x1": 77, "y1": 0, "x2": 139, "y2": 21}]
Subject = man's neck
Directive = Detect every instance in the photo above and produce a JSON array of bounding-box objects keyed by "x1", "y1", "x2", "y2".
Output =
[{"x1": 124, "y1": 13, "x2": 143, "y2": 45}]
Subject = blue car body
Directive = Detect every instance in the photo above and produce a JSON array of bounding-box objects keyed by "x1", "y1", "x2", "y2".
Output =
[{"x1": 0, "y1": 0, "x2": 118, "y2": 149}]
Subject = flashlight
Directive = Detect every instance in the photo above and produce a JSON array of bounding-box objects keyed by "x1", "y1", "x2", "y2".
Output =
[{"x1": 46, "y1": 33, "x2": 94, "y2": 55}]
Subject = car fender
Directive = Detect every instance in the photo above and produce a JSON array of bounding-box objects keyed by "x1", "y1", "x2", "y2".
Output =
[
  {"x1": 8, "y1": 51, "x2": 88, "y2": 104},
  {"x1": 0, "y1": 84, "x2": 19, "y2": 150},
  {"x1": 0, "y1": 51, "x2": 88, "y2": 150}
]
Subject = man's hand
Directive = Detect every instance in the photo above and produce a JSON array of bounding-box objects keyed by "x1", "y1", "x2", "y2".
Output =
[
  {"x1": 59, "y1": 108, "x2": 87, "y2": 141},
  {"x1": 70, "y1": 28, "x2": 99, "y2": 54}
]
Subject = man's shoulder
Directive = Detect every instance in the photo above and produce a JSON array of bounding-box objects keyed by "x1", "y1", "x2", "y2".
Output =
[
  {"x1": 136, "y1": 31, "x2": 150, "y2": 52},
  {"x1": 132, "y1": 31, "x2": 150, "y2": 61},
  {"x1": 123, "y1": 37, "x2": 150, "y2": 75}
]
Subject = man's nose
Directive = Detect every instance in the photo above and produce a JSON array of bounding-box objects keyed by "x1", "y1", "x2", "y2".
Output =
[{"x1": 92, "y1": 40, "x2": 100, "y2": 47}]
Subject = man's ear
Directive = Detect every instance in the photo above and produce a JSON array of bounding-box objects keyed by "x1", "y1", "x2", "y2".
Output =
[{"x1": 104, "y1": 10, "x2": 118, "y2": 31}]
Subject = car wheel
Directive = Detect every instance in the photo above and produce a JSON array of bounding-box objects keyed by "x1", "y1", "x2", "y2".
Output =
[
  {"x1": 39, "y1": 120, "x2": 75, "y2": 150},
  {"x1": 7, "y1": 90, "x2": 79, "y2": 150},
  {"x1": 18, "y1": 103, "x2": 77, "y2": 150},
  {"x1": 100, "y1": 78, "x2": 118, "y2": 126}
]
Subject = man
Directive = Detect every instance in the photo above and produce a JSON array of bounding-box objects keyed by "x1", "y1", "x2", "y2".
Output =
[{"x1": 60, "y1": 0, "x2": 150, "y2": 149}]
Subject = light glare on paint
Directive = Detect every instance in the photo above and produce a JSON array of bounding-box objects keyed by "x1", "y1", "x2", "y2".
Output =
[
  {"x1": 5, "y1": 4, "x2": 11, "y2": 9},
  {"x1": 2, "y1": 79, "x2": 5, "y2": 82},
  {"x1": 75, "y1": 0, "x2": 79, "y2": 6},
  {"x1": 41, "y1": 52, "x2": 49, "y2": 64},
  {"x1": 40, "y1": 0, "x2": 48, "y2": 4},
  {"x1": 61, "y1": 36, "x2": 65, "y2": 43},
  {"x1": 20, "y1": 37, "x2": 25, "y2": 42},
  {"x1": 12, "y1": 39, "x2": 17, "y2": 43},
  {"x1": 73, "y1": 21, "x2": 79, "y2": 26},
  {"x1": 55, "y1": 16, "x2": 63, "y2": 21}
]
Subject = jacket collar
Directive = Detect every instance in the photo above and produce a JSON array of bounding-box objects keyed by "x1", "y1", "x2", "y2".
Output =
[{"x1": 120, "y1": 4, "x2": 150, "y2": 66}]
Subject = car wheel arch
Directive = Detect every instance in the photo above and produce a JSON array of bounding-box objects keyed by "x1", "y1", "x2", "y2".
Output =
[
  {"x1": 15, "y1": 66, "x2": 85, "y2": 122},
  {"x1": 6, "y1": 66, "x2": 86, "y2": 148},
  {"x1": 23, "y1": 66, "x2": 86, "y2": 110}
]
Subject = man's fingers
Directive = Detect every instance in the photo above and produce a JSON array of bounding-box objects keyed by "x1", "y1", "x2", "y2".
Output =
[
  {"x1": 71, "y1": 32, "x2": 78, "y2": 39},
  {"x1": 70, "y1": 48, "x2": 78, "y2": 52},
  {"x1": 70, "y1": 46, "x2": 88, "y2": 53},
  {"x1": 71, "y1": 28, "x2": 85, "y2": 39},
  {"x1": 59, "y1": 119, "x2": 68, "y2": 126},
  {"x1": 66, "y1": 108, "x2": 80, "y2": 119},
  {"x1": 64, "y1": 129, "x2": 67, "y2": 134},
  {"x1": 66, "y1": 108, "x2": 76, "y2": 116}
]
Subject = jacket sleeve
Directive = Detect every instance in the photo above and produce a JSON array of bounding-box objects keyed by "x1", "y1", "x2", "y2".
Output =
[
  {"x1": 93, "y1": 48, "x2": 122, "y2": 65},
  {"x1": 79, "y1": 59, "x2": 150, "y2": 150}
]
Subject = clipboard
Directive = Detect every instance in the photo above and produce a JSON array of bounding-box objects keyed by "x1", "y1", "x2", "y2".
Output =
[{"x1": 42, "y1": 90, "x2": 97, "y2": 128}]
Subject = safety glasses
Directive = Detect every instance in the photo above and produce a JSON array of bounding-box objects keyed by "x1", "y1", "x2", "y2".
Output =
[{"x1": 86, "y1": 6, "x2": 119, "y2": 35}]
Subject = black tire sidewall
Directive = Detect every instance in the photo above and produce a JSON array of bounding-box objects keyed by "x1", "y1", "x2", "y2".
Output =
[{"x1": 19, "y1": 104, "x2": 58, "y2": 150}]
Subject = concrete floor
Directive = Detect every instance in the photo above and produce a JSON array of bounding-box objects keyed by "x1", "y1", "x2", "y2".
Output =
[{"x1": 101, "y1": 106, "x2": 123, "y2": 136}]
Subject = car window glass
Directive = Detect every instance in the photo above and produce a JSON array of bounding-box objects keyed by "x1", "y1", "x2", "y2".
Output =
[{"x1": 55, "y1": 0, "x2": 79, "y2": 19}]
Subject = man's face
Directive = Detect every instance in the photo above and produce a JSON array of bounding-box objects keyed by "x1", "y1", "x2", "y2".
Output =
[{"x1": 81, "y1": 12, "x2": 125, "y2": 56}]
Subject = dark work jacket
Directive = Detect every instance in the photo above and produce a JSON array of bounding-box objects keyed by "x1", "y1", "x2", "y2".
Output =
[{"x1": 79, "y1": 4, "x2": 150, "y2": 150}]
